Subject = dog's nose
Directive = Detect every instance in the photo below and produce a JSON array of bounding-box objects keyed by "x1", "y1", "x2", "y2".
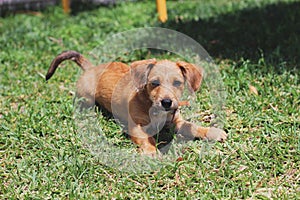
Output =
[{"x1": 161, "y1": 98, "x2": 172, "y2": 110}]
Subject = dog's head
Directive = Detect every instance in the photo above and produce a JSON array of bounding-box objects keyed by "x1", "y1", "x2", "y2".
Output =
[{"x1": 131, "y1": 59, "x2": 203, "y2": 112}]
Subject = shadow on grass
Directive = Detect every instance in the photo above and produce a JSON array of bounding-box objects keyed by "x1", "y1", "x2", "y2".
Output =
[
  {"x1": 70, "y1": 0, "x2": 116, "y2": 14},
  {"x1": 162, "y1": 1, "x2": 300, "y2": 69}
]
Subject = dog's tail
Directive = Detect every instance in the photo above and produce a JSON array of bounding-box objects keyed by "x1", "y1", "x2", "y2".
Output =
[{"x1": 45, "y1": 50, "x2": 94, "y2": 81}]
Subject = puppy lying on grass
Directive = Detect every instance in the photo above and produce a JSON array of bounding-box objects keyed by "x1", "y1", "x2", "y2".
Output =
[{"x1": 46, "y1": 51, "x2": 227, "y2": 156}]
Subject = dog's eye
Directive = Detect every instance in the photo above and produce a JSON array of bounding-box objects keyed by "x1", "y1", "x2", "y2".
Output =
[
  {"x1": 151, "y1": 80, "x2": 160, "y2": 87},
  {"x1": 173, "y1": 80, "x2": 182, "y2": 87}
]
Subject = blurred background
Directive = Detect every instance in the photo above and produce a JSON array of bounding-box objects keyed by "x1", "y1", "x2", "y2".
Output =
[{"x1": 1, "y1": 0, "x2": 299, "y2": 66}]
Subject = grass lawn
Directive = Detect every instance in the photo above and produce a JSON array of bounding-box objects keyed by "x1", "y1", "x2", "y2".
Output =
[{"x1": 1, "y1": 0, "x2": 299, "y2": 199}]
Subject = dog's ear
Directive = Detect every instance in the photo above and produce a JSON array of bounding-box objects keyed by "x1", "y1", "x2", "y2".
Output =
[
  {"x1": 177, "y1": 61, "x2": 203, "y2": 92},
  {"x1": 130, "y1": 59, "x2": 157, "y2": 90}
]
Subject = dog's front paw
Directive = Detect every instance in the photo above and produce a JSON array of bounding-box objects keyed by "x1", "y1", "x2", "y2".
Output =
[
  {"x1": 205, "y1": 127, "x2": 227, "y2": 142},
  {"x1": 139, "y1": 145, "x2": 159, "y2": 157}
]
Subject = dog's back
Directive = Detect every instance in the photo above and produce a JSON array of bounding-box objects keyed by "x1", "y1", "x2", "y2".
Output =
[{"x1": 46, "y1": 50, "x2": 131, "y2": 109}]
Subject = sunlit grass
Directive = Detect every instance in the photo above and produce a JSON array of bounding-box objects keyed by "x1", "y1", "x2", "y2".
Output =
[{"x1": 0, "y1": 0, "x2": 299, "y2": 199}]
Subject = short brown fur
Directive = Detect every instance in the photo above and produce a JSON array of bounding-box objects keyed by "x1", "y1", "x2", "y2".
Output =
[{"x1": 46, "y1": 51, "x2": 227, "y2": 156}]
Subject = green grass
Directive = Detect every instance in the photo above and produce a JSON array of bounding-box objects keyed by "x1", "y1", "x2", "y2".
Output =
[{"x1": 1, "y1": 0, "x2": 299, "y2": 199}]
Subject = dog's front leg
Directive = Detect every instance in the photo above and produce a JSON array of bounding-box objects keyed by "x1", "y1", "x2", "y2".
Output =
[
  {"x1": 173, "y1": 113, "x2": 227, "y2": 141},
  {"x1": 129, "y1": 124, "x2": 158, "y2": 156}
]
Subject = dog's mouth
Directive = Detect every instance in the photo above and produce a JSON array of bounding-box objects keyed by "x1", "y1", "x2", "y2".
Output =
[
  {"x1": 163, "y1": 107, "x2": 178, "y2": 113},
  {"x1": 149, "y1": 105, "x2": 177, "y2": 118},
  {"x1": 151, "y1": 101, "x2": 178, "y2": 114}
]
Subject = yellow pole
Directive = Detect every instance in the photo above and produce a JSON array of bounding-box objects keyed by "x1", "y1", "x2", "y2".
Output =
[
  {"x1": 62, "y1": 0, "x2": 70, "y2": 14},
  {"x1": 156, "y1": 0, "x2": 167, "y2": 23}
]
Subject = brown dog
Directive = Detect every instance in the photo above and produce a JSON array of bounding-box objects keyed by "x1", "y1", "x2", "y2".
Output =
[{"x1": 46, "y1": 51, "x2": 227, "y2": 156}]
